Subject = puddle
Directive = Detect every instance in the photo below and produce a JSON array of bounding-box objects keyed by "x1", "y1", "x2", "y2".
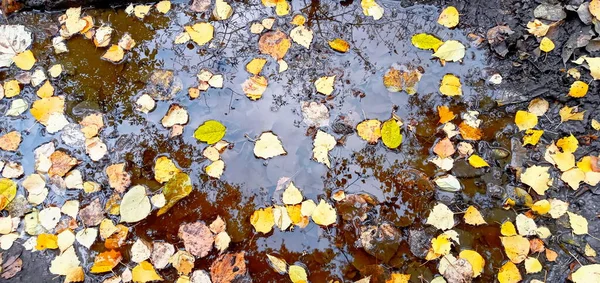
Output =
[{"x1": 2, "y1": 0, "x2": 516, "y2": 281}]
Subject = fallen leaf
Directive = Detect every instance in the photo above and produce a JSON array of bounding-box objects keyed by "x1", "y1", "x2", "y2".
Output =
[
  {"x1": 213, "y1": 0, "x2": 232, "y2": 20},
  {"x1": 178, "y1": 221, "x2": 214, "y2": 258},
  {"x1": 106, "y1": 163, "x2": 131, "y2": 193},
  {"x1": 527, "y1": 20, "x2": 549, "y2": 37},
  {"x1": 258, "y1": 30, "x2": 290, "y2": 60},
  {"x1": 312, "y1": 199, "x2": 337, "y2": 226},
  {"x1": 161, "y1": 104, "x2": 188, "y2": 128},
  {"x1": 426, "y1": 203, "x2": 455, "y2": 230},
  {"x1": 36, "y1": 233, "x2": 58, "y2": 250},
  {"x1": 524, "y1": 257, "x2": 542, "y2": 274},
  {"x1": 468, "y1": 154, "x2": 489, "y2": 168},
  {"x1": 0, "y1": 25, "x2": 32, "y2": 68},
  {"x1": 266, "y1": 254, "x2": 287, "y2": 274},
  {"x1": 361, "y1": 0, "x2": 384, "y2": 20},
  {"x1": 250, "y1": 207, "x2": 274, "y2": 234},
  {"x1": 156, "y1": 1, "x2": 171, "y2": 13},
  {"x1": 464, "y1": 205, "x2": 486, "y2": 225},
  {"x1": 315, "y1": 75, "x2": 335, "y2": 95},
  {"x1": 205, "y1": 160, "x2": 225, "y2": 179},
  {"x1": 185, "y1": 23, "x2": 214, "y2": 46},
  {"x1": 79, "y1": 199, "x2": 103, "y2": 226},
  {"x1": 383, "y1": 63, "x2": 422, "y2": 94},
  {"x1": 501, "y1": 235, "x2": 529, "y2": 263},
  {"x1": 132, "y1": 261, "x2": 163, "y2": 283},
  {"x1": 328, "y1": 38, "x2": 350, "y2": 52},
  {"x1": 411, "y1": 33, "x2": 443, "y2": 51},
  {"x1": 194, "y1": 120, "x2": 226, "y2": 144},
  {"x1": 381, "y1": 118, "x2": 403, "y2": 149},
  {"x1": 521, "y1": 165, "x2": 551, "y2": 195},
  {"x1": 254, "y1": 132, "x2": 287, "y2": 159},
  {"x1": 523, "y1": 129, "x2": 543, "y2": 146},
  {"x1": 313, "y1": 130, "x2": 336, "y2": 167},
  {"x1": 246, "y1": 58, "x2": 267, "y2": 75},
  {"x1": 102, "y1": 45, "x2": 124, "y2": 62},
  {"x1": 120, "y1": 185, "x2": 151, "y2": 223},
  {"x1": 515, "y1": 110, "x2": 538, "y2": 131},
  {"x1": 432, "y1": 40, "x2": 466, "y2": 62},
  {"x1": 459, "y1": 250, "x2": 484, "y2": 277},
  {"x1": 4, "y1": 80, "x2": 20, "y2": 98},
  {"x1": 567, "y1": 211, "x2": 588, "y2": 235},
  {"x1": 12, "y1": 50, "x2": 35, "y2": 70},
  {"x1": 497, "y1": 261, "x2": 521, "y2": 283},
  {"x1": 75, "y1": 228, "x2": 97, "y2": 249},
  {"x1": 151, "y1": 242, "x2": 175, "y2": 269},
  {"x1": 210, "y1": 252, "x2": 249, "y2": 283},
  {"x1": 49, "y1": 246, "x2": 80, "y2": 275},
  {"x1": 572, "y1": 264, "x2": 600, "y2": 283},
  {"x1": 437, "y1": 6, "x2": 459, "y2": 28},
  {"x1": 356, "y1": 119, "x2": 382, "y2": 144},
  {"x1": 528, "y1": 98, "x2": 549, "y2": 116},
  {"x1": 433, "y1": 138, "x2": 455, "y2": 158},
  {"x1": 290, "y1": 25, "x2": 313, "y2": 49},
  {"x1": 559, "y1": 105, "x2": 585, "y2": 122},
  {"x1": 438, "y1": 106, "x2": 456, "y2": 124},
  {"x1": 158, "y1": 172, "x2": 192, "y2": 216},
  {"x1": 131, "y1": 238, "x2": 152, "y2": 263},
  {"x1": 289, "y1": 264, "x2": 308, "y2": 283},
  {"x1": 569, "y1": 81, "x2": 589, "y2": 98},
  {"x1": 0, "y1": 131, "x2": 21, "y2": 152},
  {"x1": 91, "y1": 250, "x2": 122, "y2": 273},
  {"x1": 539, "y1": 37, "x2": 555, "y2": 52}
]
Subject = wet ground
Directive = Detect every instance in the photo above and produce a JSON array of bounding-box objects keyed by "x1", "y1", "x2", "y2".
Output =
[{"x1": 2, "y1": 0, "x2": 600, "y2": 282}]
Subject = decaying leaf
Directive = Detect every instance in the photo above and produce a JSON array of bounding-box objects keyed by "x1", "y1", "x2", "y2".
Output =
[
  {"x1": 383, "y1": 63, "x2": 423, "y2": 94},
  {"x1": 315, "y1": 75, "x2": 335, "y2": 95},
  {"x1": 437, "y1": 6, "x2": 459, "y2": 28},
  {"x1": 158, "y1": 172, "x2": 192, "y2": 216},
  {"x1": 426, "y1": 203, "x2": 454, "y2": 230},
  {"x1": 254, "y1": 132, "x2": 287, "y2": 159},
  {"x1": 178, "y1": 221, "x2": 214, "y2": 258},
  {"x1": 356, "y1": 119, "x2": 382, "y2": 144}
]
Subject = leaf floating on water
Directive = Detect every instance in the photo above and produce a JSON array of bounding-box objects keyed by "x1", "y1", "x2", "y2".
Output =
[
  {"x1": 432, "y1": 40, "x2": 466, "y2": 62},
  {"x1": 213, "y1": 0, "x2": 233, "y2": 20},
  {"x1": 468, "y1": 154, "x2": 489, "y2": 168},
  {"x1": 258, "y1": 30, "x2": 291, "y2": 60},
  {"x1": 315, "y1": 75, "x2": 335, "y2": 95},
  {"x1": 102, "y1": 45, "x2": 124, "y2": 63},
  {"x1": 464, "y1": 205, "x2": 486, "y2": 225},
  {"x1": 120, "y1": 185, "x2": 151, "y2": 223},
  {"x1": 90, "y1": 250, "x2": 122, "y2": 273},
  {"x1": 13, "y1": 50, "x2": 36, "y2": 70},
  {"x1": 426, "y1": 203, "x2": 454, "y2": 231},
  {"x1": 194, "y1": 120, "x2": 226, "y2": 145},
  {"x1": 158, "y1": 172, "x2": 192, "y2": 216},
  {"x1": 254, "y1": 132, "x2": 287, "y2": 159},
  {"x1": 290, "y1": 25, "x2": 313, "y2": 49},
  {"x1": 459, "y1": 250, "x2": 485, "y2": 278},
  {"x1": 266, "y1": 254, "x2": 288, "y2": 274},
  {"x1": 439, "y1": 74, "x2": 462, "y2": 97},
  {"x1": 311, "y1": 199, "x2": 337, "y2": 226},
  {"x1": 381, "y1": 118, "x2": 402, "y2": 149},
  {"x1": 328, "y1": 38, "x2": 349, "y2": 53},
  {"x1": 383, "y1": 63, "x2": 422, "y2": 94},
  {"x1": 185, "y1": 23, "x2": 214, "y2": 46},
  {"x1": 132, "y1": 261, "x2": 163, "y2": 283},
  {"x1": 572, "y1": 264, "x2": 600, "y2": 283},
  {"x1": 205, "y1": 160, "x2": 225, "y2": 179},
  {"x1": 312, "y1": 130, "x2": 336, "y2": 167},
  {"x1": 356, "y1": 119, "x2": 382, "y2": 144},
  {"x1": 289, "y1": 265, "x2": 308, "y2": 283},
  {"x1": 411, "y1": 33, "x2": 443, "y2": 51},
  {"x1": 250, "y1": 207, "x2": 274, "y2": 234},
  {"x1": 501, "y1": 235, "x2": 529, "y2": 263},
  {"x1": 0, "y1": 25, "x2": 33, "y2": 68},
  {"x1": 155, "y1": 1, "x2": 171, "y2": 13},
  {"x1": 497, "y1": 261, "x2": 521, "y2": 283},
  {"x1": 360, "y1": 0, "x2": 384, "y2": 20},
  {"x1": 242, "y1": 75, "x2": 268, "y2": 100},
  {"x1": 437, "y1": 6, "x2": 459, "y2": 28}
]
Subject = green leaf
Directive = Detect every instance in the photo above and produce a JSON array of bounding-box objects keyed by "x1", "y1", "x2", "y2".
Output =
[
  {"x1": 0, "y1": 178, "x2": 16, "y2": 210},
  {"x1": 411, "y1": 33, "x2": 443, "y2": 51},
  {"x1": 193, "y1": 120, "x2": 226, "y2": 144},
  {"x1": 157, "y1": 172, "x2": 192, "y2": 216},
  {"x1": 381, "y1": 119, "x2": 402, "y2": 149}
]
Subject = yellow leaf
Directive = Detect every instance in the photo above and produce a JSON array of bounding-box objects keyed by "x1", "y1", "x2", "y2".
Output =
[
  {"x1": 431, "y1": 234, "x2": 452, "y2": 256},
  {"x1": 468, "y1": 154, "x2": 489, "y2": 168},
  {"x1": 531, "y1": 200, "x2": 550, "y2": 215},
  {"x1": 0, "y1": 178, "x2": 17, "y2": 210},
  {"x1": 521, "y1": 165, "x2": 551, "y2": 195},
  {"x1": 246, "y1": 58, "x2": 267, "y2": 75},
  {"x1": 154, "y1": 156, "x2": 181, "y2": 184},
  {"x1": 556, "y1": 134, "x2": 578, "y2": 153},
  {"x1": 36, "y1": 81, "x2": 54, "y2": 98},
  {"x1": 13, "y1": 50, "x2": 36, "y2": 70},
  {"x1": 528, "y1": 98, "x2": 549, "y2": 116},
  {"x1": 132, "y1": 261, "x2": 163, "y2": 282},
  {"x1": 282, "y1": 182, "x2": 303, "y2": 205},
  {"x1": 559, "y1": 105, "x2": 585, "y2": 122},
  {"x1": 250, "y1": 207, "x2": 274, "y2": 234},
  {"x1": 439, "y1": 74, "x2": 462, "y2": 96},
  {"x1": 36, "y1": 233, "x2": 58, "y2": 250},
  {"x1": 514, "y1": 110, "x2": 538, "y2": 131},
  {"x1": 551, "y1": 151, "x2": 575, "y2": 172},
  {"x1": 567, "y1": 211, "x2": 588, "y2": 235},
  {"x1": 569, "y1": 81, "x2": 588, "y2": 98},
  {"x1": 501, "y1": 235, "x2": 529, "y2": 263},
  {"x1": 458, "y1": 121, "x2": 482, "y2": 140},
  {"x1": 464, "y1": 205, "x2": 486, "y2": 225},
  {"x1": 4, "y1": 80, "x2": 20, "y2": 98},
  {"x1": 64, "y1": 266, "x2": 85, "y2": 283},
  {"x1": 253, "y1": 132, "x2": 287, "y2": 159},
  {"x1": 591, "y1": 0, "x2": 600, "y2": 20},
  {"x1": 411, "y1": 33, "x2": 443, "y2": 51},
  {"x1": 578, "y1": 156, "x2": 594, "y2": 172},
  {"x1": 185, "y1": 23, "x2": 214, "y2": 46},
  {"x1": 213, "y1": 0, "x2": 233, "y2": 20},
  {"x1": 315, "y1": 75, "x2": 335, "y2": 95},
  {"x1": 328, "y1": 38, "x2": 350, "y2": 53},
  {"x1": 205, "y1": 160, "x2": 224, "y2": 179},
  {"x1": 290, "y1": 15, "x2": 306, "y2": 26},
  {"x1": 539, "y1": 37, "x2": 554, "y2": 52},
  {"x1": 584, "y1": 57, "x2": 600, "y2": 80},
  {"x1": 527, "y1": 19, "x2": 549, "y2": 37},
  {"x1": 102, "y1": 45, "x2": 124, "y2": 62},
  {"x1": 432, "y1": 40, "x2": 465, "y2": 62},
  {"x1": 524, "y1": 257, "x2": 542, "y2": 274},
  {"x1": 586, "y1": 243, "x2": 597, "y2": 257},
  {"x1": 289, "y1": 265, "x2": 308, "y2": 283},
  {"x1": 438, "y1": 105, "x2": 456, "y2": 124},
  {"x1": 386, "y1": 273, "x2": 410, "y2": 283},
  {"x1": 592, "y1": 119, "x2": 600, "y2": 130},
  {"x1": 501, "y1": 221, "x2": 517, "y2": 236},
  {"x1": 313, "y1": 130, "x2": 336, "y2": 167},
  {"x1": 361, "y1": 0, "x2": 384, "y2": 20},
  {"x1": 311, "y1": 199, "x2": 336, "y2": 226},
  {"x1": 157, "y1": 173, "x2": 192, "y2": 216},
  {"x1": 356, "y1": 119, "x2": 382, "y2": 144},
  {"x1": 523, "y1": 129, "x2": 543, "y2": 146},
  {"x1": 498, "y1": 261, "x2": 522, "y2": 283},
  {"x1": 90, "y1": 250, "x2": 122, "y2": 273},
  {"x1": 459, "y1": 250, "x2": 485, "y2": 277},
  {"x1": 437, "y1": 6, "x2": 459, "y2": 28},
  {"x1": 275, "y1": 0, "x2": 290, "y2": 16},
  {"x1": 156, "y1": 1, "x2": 171, "y2": 13}
]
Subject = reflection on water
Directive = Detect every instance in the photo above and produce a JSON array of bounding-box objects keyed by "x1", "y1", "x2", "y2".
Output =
[{"x1": 2, "y1": 0, "x2": 514, "y2": 281}]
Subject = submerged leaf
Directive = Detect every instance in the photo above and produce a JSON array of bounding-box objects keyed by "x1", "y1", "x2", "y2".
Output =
[{"x1": 158, "y1": 172, "x2": 192, "y2": 216}]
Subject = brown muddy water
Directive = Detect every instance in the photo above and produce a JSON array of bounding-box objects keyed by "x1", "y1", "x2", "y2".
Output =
[{"x1": 2, "y1": 0, "x2": 518, "y2": 282}]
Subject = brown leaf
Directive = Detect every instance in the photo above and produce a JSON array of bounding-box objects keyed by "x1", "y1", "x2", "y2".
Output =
[
  {"x1": 0, "y1": 131, "x2": 21, "y2": 152},
  {"x1": 258, "y1": 30, "x2": 291, "y2": 60},
  {"x1": 49, "y1": 150, "x2": 79, "y2": 177},
  {"x1": 178, "y1": 221, "x2": 214, "y2": 258},
  {"x1": 190, "y1": 0, "x2": 211, "y2": 12},
  {"x1": 79, "y1": 199, "x2": 104, "y2": 226},
  {"x1": 105, "y1": 224, "x2": 128, "y2": 249},
  {"x1": 210, "y1": 252, "x2": 250, "y2": 283},
  {"x1": 529, "y1": 238, "x2": 545, "y2": 254},
  {"x1": 433, "y1": 138, "x2": 455, "y2": 158},
  {"x1": 1, "y1": 255, "x2": 22, "y2": 279},
  {"x1": 106, "y1": 163, "x2": 131, "y2": 193}
]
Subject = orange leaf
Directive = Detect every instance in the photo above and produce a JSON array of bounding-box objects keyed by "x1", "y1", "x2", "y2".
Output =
[
  {"x1": 438, "y1": 105, "x2": 456, "y2": 124},
  {"x1": 90, "y1": 250, "x2": 122, "y2": 273},
  {"x1": 458, "y1": 122, "x2": 482, "y2": 140}
]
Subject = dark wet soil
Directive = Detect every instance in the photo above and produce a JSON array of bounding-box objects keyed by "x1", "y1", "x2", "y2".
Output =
[{"x1": 1, "y1": 0, "x2": 600, "y2": 282}]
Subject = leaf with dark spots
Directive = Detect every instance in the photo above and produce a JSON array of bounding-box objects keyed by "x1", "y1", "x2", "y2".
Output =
[
  {"x1": 178, "y1": 221, "x2": 213, "y2": 258},
  {"x1": 210, "y1": 252, "x2": 251, "y2": 283}
]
